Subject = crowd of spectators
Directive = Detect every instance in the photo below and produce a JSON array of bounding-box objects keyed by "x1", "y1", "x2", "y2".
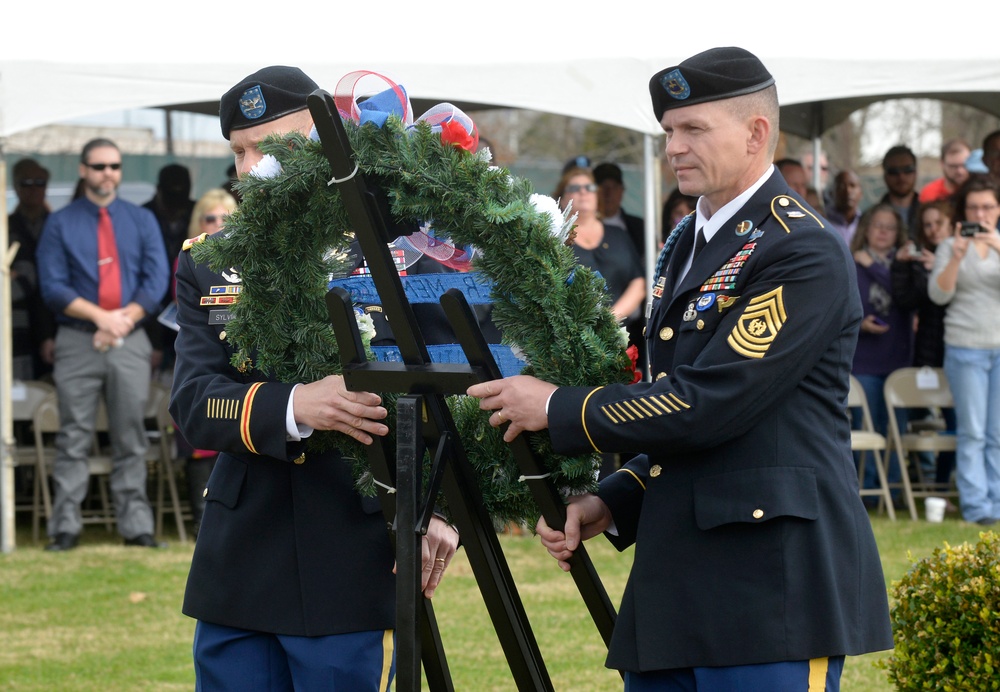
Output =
[{"x1": 12, "y1": 125, "x2": 1000, "y2": 528}]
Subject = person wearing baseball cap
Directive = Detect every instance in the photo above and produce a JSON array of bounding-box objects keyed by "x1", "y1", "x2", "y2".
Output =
[
  {"x1": 472, "y1": 46, "x2": 893, "y2": 689},
  {"x1": 171, "y1": 65, "x2": 459, "y2": 689}
]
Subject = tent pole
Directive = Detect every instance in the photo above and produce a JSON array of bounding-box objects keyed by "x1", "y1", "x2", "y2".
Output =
[
  {"x1": 1, "y1": 149, "x2": 16, "y2": 553},
  {"x1": 642, "y1": 133, "x2": 660, "y2": 299},
  {"x1": 642, "y1": 133, "x2": 660, "y2": 383},
  {"x1": 165, "y1": 109, "x2": 175, "y2": 156},
  {"x1": 810, "y1": 103, "x2": 824, "y2": 193}
]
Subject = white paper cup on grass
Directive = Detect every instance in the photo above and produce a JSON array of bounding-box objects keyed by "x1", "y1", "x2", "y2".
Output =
[{"x1": 925, "y1": 496, "x2": 947, "y2": 523}]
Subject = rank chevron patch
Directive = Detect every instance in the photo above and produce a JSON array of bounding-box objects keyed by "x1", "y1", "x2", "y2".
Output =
[{"x1": 727, "y1": 286, "x2": 786, "y2": 358}]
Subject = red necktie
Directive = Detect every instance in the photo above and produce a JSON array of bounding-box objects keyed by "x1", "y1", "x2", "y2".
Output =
[{"x1": 97, "y1": 207, "x2": 122, "y2": 310}]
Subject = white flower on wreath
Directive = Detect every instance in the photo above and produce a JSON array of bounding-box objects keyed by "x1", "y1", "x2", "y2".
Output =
[
  {"x1": 530, "y1": 194, "x2": 576, "y2": 244},
  {"x1": 618, "y1": 325, "x2": 630, "y2": 347},
  {"x1": 249, "y1": 154, "x2": 282, "y2": 179},
  {"x1": 354, "y1": 309, "x2": 376, "y2": 345}
]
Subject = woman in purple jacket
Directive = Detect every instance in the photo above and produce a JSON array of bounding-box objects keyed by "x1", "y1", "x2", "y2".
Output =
[{"x1": 851, "y1": 203, "x2": 914, "y2": 495}]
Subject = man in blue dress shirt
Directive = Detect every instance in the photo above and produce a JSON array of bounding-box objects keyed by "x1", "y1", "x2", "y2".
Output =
[{"x1": 37, "y1": 137, "x2": 170, "y2": 551}]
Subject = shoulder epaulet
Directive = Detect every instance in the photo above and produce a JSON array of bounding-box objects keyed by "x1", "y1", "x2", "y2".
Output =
[
  {"x1": 769, "y1": 195, "x2": 824, "y2": 234},
  {"x1": 182, "y1": 233, "x2": 209, "y2": 251}
]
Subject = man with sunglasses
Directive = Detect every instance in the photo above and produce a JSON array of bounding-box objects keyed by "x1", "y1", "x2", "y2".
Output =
[
  {"x1": 36, "y1": 138, "x2": 170, "y2": 552},
  {"x1": 880, "y1": 144, "x2": 921, "y2": 238}
]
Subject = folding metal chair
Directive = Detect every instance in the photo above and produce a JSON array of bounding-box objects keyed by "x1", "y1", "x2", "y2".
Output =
[
  {"x1": 883, "y1": 367, "x2": 959, "y2": 521},
  {"x1": 848, "y1": 375, "x2": 895, "y2": 520}
]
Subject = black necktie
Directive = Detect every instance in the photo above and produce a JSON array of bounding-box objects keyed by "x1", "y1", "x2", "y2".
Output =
[{"x1": 693, "y1": 227, "x2": 707, "y2": 260}]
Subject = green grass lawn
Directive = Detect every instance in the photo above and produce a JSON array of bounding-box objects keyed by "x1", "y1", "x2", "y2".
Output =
[{"x1": 0, "y1": 514, "x2": 989, "y2": 690}]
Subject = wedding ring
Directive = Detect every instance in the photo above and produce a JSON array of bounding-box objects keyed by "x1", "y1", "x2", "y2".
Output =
[
  {"x1": 435, "y1": 557, "x2": 446, "y2": 563},
  {"x1": 497, "y1": 410, "x2": 505, "y2": 423}
]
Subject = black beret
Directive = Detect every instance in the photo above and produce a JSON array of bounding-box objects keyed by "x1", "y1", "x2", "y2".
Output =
[
  {"x1": 649, "y1": 47, "x2": 774, "y2": 122},
  {"x1": 220, "y1": 66, "x2": 319, "y2": 140}
]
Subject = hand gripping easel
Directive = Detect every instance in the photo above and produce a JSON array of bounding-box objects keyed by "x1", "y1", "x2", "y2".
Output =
[{"x1": 307, "y1": 90, "x2": 617, "y2": 691}]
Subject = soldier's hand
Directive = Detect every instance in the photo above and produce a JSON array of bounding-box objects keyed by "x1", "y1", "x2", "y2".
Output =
[
  {"x1": 293, "y1": 375, "x2": 388, "y2": 444},
  {"x1": 419, "y1": 516, "x2": 459, "y2": 598},
  {"x1": 536, "y1": 494, "x2": 612, "y2": 572},
  {"x1": 467, "y1": 375, "x2": 557, "y2": 443}
]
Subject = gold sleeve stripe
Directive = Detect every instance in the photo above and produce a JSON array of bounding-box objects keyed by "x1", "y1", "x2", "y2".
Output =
[
  {"x1": 207, "y1": 398, "x2": 241, "y2": 419},
  {"x1": 619, "y1": 400, "x2": 645, "y2": 419},
  {"x1": 617, "y1": 468, "x2": 646, "y2": 490},
  {"x1": 633, "y1": 398, "x2": 657, "y2": 416},
  {"x1": 656, "y1": 394, "x2": 680, "y2": 412},
  {"x1": 597, "y1": 391, "x2": 695, "y2": 424},
  {"x1": 581, "y1": 387, "x2": 604, "y2": 453},
  {"x1": 645, "y1": 397, "x2": 673, "y2": 414},
  {"x1": 601, "y1": 406, "x2": 624, "y2": 424},
  {"x1": 668, "y1": 393, "x2": 691, "y2": 409},
  {"x1": 240, "y1": 382, "x2": 265, "y2": 455},
  {"x1": 612, "y1": 403, "x2": 636, "y2": 421}
]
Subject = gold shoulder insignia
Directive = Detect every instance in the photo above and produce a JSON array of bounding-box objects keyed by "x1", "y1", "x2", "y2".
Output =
[
  {"x1": 770, "y1": 196, "x2": 824, "y2": 234},
  {"x1": 728, "y1": 286, "x2": 786, "y2": 359},
  {"x1": 182, "y1": 233, "x2": 209, "y2": 251}
]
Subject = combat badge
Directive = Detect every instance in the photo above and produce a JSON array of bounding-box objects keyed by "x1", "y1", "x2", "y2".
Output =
[{"x1": 727, "y1": 286, "x2": 786, "y2": 359}]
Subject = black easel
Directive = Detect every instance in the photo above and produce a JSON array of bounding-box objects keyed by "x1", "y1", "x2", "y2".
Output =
[{"x1": 308, "y1": 89, "x2": 617, "y2": 691}]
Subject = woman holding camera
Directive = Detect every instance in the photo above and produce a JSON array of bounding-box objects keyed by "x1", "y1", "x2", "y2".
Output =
[{"x1": 929, "y1": 174, "x2": 1000, "y2": 525}]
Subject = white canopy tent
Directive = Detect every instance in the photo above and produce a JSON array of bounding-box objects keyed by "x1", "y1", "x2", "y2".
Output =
[{"x1": 3, "y1": 1, "x2": 999, "y2": 550}]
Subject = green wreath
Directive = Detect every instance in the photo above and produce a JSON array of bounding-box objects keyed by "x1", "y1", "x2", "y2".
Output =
[{"x1": 192, "y1": 117, "x2": 635, "y2": 526}]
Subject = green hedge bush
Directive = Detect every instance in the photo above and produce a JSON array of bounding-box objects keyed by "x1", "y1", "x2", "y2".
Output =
[{"x1": 880, "y1": 531, "x2": 999, "y2": 690}]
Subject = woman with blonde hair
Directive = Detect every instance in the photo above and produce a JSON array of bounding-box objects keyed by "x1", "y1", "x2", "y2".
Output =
[{"x1": 188, "y1": 188, "x2": 237, "y2": 239}]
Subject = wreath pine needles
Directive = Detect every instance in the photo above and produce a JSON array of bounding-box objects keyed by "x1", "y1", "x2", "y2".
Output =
[{"x1": 191, "y1": 119, "x2": 634, "y2": 526}]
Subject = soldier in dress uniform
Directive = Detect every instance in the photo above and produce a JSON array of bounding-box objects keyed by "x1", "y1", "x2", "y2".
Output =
[
  {"x1": 170, "y1": 66, "x2": 458, "y2": 691},
  {"x1": 468, "y1": 47, "x2": 893, "y2": 690}
]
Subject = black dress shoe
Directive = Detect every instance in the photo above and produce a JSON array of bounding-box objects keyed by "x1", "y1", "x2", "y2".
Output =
[
  {"x1": 976, "y1": 517, "x2": 998, "y2": 526},
  {"x1": 44, "y1": 533, "x2": 80, "y2": 552},
  {"x1": 124, "y1": 534, "x2": 166, "y2": 548}
]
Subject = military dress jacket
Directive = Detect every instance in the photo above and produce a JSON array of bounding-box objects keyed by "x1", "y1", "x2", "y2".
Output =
[
  {"x1": 548, "y1": 171, "x2": 894, "y2": 672},
  {"x1": 170, "y1": 238, "x2": 395, "y2": 637}
]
